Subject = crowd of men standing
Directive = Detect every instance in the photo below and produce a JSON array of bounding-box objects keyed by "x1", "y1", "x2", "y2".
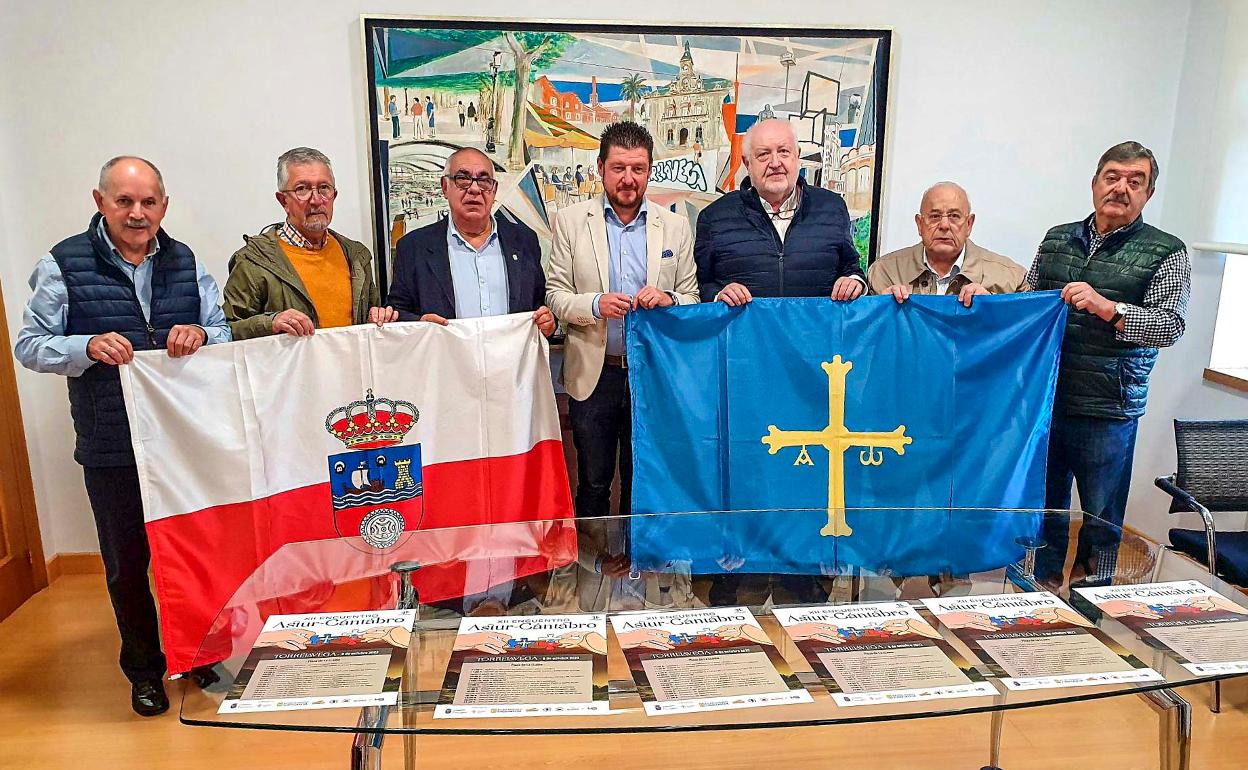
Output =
[{"x1": 13, "y1": 119, "x2": 1189, "y2": 715}]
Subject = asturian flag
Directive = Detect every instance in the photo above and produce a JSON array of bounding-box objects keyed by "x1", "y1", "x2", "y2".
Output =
[
  {"x1": 625, "y1": 293, "x2": 1068, "y2": 576},
  {"x1": 120, "y1": 315, "x2": 573, "y2": 674}
]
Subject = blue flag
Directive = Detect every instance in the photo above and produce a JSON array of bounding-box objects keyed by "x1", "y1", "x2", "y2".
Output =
[{"x1": 626, "y1": 292, "x2": 1068, "y2": 576}]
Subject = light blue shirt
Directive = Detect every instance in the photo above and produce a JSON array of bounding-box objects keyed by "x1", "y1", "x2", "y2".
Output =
[
  {"x1": 447, "y1": 219, "x2": 509, "y2": 319},
  {"x1": 593, "y1": 198, "x2": 649, "y2": 356},
  {"x1": 13, "y1": 219, "x2": 232, "y2": 378}
]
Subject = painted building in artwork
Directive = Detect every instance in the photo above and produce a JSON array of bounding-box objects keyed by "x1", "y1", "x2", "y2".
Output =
[
  {"x1": 531, "y1": 76, "x2": 616, "y2": 126},
  {"x1": 643, "y1": 41, "x2": 731, "y2": 153},
  {"x1": 838, "y1": 77, "x2": 877, "y2": 214}
]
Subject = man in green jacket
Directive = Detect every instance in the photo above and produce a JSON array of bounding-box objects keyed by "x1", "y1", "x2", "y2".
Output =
[{"x1": 224, "y1": 147, "x2": 396, "y2": 339}]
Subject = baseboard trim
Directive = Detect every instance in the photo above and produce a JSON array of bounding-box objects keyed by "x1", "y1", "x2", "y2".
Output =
[{"x1": 46, "y1": 552, "x2": 105, "y2": 583}]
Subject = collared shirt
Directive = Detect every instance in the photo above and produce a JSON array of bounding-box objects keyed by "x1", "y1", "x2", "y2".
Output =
[
  {"x1": 446, "y1": 218, "x2": 509, "y2": 319},
  {"x1": 593, "y1": 198, "x2": 649, "y2": 356},
  {"x1": 278, "y1": 221, "x2": 322, "y2": 251},
  {"x1": 924, "y1": 248, "x2": 966, "y2": 295},
  {"x1": 757, "y1": 186, "x2": 800, "y2": 242},
  {"x1": 1026, "y1": 213, "x2": 1190, "y2": 348},
  {"x1": 867, "y1": 241, "x2": 1028, "y2": 297},
  {"x1": 14, "y1": 219, "x2": 231, "y2": 377}
]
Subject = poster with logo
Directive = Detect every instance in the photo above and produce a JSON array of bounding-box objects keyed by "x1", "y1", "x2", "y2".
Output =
[
  {"x1": 434, "y1": 614, "x2": 609, "y2": 718},
  {"x1": 219, "y1": 610, "x2": 415, "y2": 714},
  {"x1": 609, "y1": 607, "x2": 811, "y2": 715},
  {"x1": 923, "y1": 592, "x2": 1163, "y2": 691},
  {"x1": 773, "y1": 602, "x2": 996, "y2": 706},
  {"x1": 1073, "y1": 580, "x2": 1248, "y2": 676}
]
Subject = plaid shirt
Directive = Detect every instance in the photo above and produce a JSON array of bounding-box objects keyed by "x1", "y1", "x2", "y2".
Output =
[
  {"x1": 278, "y1": 221, "x2": 322, "y2": 250},
  {"x1": 1027, "y1": 214, "x2": 1189, "y2": 348}
]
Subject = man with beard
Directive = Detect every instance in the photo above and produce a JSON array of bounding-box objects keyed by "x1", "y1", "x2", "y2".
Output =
[
  {"x1": 14, "y1": 156, "x2": 230, "y2": 714},
  {"x1": 223, "y1": 147, "x2": 396, "y2": 338},
  {"x1": 695, "y1": 118, "x2": 866, "y2": 305},
  {"x1": 545, "y1": 121, "x2": 700, "y2": 518},
  {"x1": 1029, "y1": 141, "x2": 1190, "y2": 586}
]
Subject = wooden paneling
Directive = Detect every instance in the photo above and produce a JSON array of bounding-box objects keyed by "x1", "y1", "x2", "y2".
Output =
[{"x1": 0, "y1": 280, "x2": 46, "y2": 621}]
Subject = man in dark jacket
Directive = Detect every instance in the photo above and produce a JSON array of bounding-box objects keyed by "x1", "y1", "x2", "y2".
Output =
[
  {"x1": 695, "y1": 118, "x2": 866, "y2": 304},
  {"x1": 13, "y1": 156, "x2": 229, "y2": 715},
  {"x1": 388, "y1": 147, "x2": 554, "y2": 335},
  {"x1": 1028, "y1": 141, "x2": 1190, "y2": 586}
]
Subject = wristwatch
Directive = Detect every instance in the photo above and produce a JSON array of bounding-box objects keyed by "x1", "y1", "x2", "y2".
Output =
[{"x1": 1109, "y1": 302, "x2": 1128, "y2": 325}]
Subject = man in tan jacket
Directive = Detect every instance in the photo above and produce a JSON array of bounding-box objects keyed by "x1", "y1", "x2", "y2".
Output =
[
  {"x1": 546, "y1": 121, "x2": 699, "y2": 518},
  {"x1": 868, "y1": 182, "x2": 1028, "y2": 306}
]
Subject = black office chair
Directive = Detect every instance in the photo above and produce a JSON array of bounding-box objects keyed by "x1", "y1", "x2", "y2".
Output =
[{"x1": 1154, "y1": 418, "x2": 1248, "y2": 713}]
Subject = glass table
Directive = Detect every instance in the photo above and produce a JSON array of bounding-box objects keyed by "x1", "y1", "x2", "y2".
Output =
[{"x1": 180, "y1": 508, "x2": 1246, "y2": 770}]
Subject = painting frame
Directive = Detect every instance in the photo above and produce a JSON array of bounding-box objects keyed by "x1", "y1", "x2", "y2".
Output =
[{"x1": 362, "y1": 16, "x2": 893, "y2": 296}]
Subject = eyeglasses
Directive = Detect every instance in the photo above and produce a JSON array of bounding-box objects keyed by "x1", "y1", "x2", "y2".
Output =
[
  {"x1": 923, "y1": 212, "x2": 966, "y2": 226},
  {"x1": 768, "y1": 207, "x2": 797, "y2": 221},
  {"x1": 282, "y1": 184, "x2": 337, "y2": 201},
  {"x1": 444, "y1": 173, "x2": 498, "y2": 192}
]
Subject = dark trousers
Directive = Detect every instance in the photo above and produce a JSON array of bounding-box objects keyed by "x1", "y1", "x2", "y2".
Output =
[
  {"x1": 568, "y1": 365, "x2": 631, "y2": 518},
  {"x1": 1037, "y1": 414, "x2": 1139, "y2": 580},
  {"x1": 83, "y1": 465, "x2": 165, "y2": 683},
  {"x1": 390, "y1": 115, "x2": 400, "y2": 138}
]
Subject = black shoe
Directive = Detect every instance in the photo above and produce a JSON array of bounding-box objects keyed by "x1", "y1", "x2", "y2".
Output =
[
  {"x1": 187, "y1": 664, "x2": 220, "y2": 689},
  {"x1": 131, "y1": 679, "x2": 169, "y2": 717}
]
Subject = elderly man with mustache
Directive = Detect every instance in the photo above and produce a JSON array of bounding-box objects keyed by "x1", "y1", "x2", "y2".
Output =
[
  {"x1": 1029, "y1": 141, "x2": 1190, "y2": 587},
  {"x1": 14, "y1": 156, "x2": 231, "y2": 715},
  {"x1": 223, "y1": 146, "x2": 396, "y2": 338}
]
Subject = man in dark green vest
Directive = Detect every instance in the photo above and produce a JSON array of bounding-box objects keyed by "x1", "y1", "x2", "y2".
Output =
[{"x1": 1027, "y1": 141, "x2": 1190, "y2": 586}]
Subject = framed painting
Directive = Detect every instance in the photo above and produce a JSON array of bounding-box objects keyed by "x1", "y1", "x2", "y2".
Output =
[{"x1": 363, "y1": 17, "x2": 892, "y2": 294}]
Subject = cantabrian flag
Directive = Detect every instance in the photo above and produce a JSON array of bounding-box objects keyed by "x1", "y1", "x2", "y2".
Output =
[{"x1": 120, "y1": 315, "x2": 573, "y2": 673}]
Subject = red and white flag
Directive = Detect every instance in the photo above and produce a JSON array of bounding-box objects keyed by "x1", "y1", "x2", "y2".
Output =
[{"x1": 120, "y1": 314, "x2": 573, "y2": 674}]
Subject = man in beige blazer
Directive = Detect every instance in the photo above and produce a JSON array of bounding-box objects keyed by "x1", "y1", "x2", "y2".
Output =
[
  {"x1": 546, "y1": 121, "x2": 699, "y2": 518},
  {"x1": 868, "y1": 181, "x2": 1029, "y2": 305}
]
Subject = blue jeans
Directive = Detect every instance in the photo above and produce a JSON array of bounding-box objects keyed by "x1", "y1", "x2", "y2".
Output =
[
  {"x1": 391, "y1": 115, "x2": 400, "y2": 139},
  {"x1": 1036, "y1": 414, "x2": 1139, "y2": 581}
]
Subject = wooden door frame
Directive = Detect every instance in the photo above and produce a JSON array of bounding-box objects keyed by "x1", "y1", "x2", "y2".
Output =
[{"x1": 0, "y1": 277, "x2": 48, "y2": 619}]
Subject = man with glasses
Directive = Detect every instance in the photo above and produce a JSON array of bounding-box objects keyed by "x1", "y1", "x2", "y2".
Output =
[
  {"x1": 387, "y1": 147, "x2": 554, "y2": 335},
  {"x1": 695, "y1": 118, "x2": 865, "y2": 305},
  {"x1": 868, "y1": 181, "x2": 1028, "y2": 305},
  {"x1": 546, "y1": 121, "x2": 700, "y2": 518},
  {"x1": 223, "y1": 147, "x2": 396, "y2": 338}
]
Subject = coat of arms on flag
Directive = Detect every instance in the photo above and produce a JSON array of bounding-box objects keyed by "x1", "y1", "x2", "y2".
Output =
[{"x1": 325, "y1": 389, "x2": 424, "y2": 548}]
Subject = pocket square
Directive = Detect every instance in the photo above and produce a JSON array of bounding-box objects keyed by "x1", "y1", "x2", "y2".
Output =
[{"x1": 661, "y1": 249, "x2": 674, "y2": 259}]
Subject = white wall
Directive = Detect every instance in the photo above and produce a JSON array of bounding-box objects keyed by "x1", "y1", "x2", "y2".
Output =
[
  {"x1": 2, "y1": 0, "x2": 1241, "y2": 557},
  {"x1": 1130, "y1": 0, "x2": 1248, "y2": 539}
]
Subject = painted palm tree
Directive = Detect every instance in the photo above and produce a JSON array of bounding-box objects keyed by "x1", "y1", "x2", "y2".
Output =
[{"x1": 619, "y1": 73, "x2": 647, "y2": 121}]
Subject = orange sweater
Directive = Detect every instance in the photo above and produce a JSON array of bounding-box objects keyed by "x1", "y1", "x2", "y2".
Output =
[{"x1": 278, "y1": 238, "x2": 354, "y2": 328}]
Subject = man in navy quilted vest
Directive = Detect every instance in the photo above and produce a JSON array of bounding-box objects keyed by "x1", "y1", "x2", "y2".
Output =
[
  {"x1": 694, "y1": 118, "x2": 867, "y2": 305},
  {"x1": 1028, "y1": 141, "x2": 1190, "y2": 587},
  {"x1": 14, "y1": 156, "x2": 231, "y2": 716}
]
